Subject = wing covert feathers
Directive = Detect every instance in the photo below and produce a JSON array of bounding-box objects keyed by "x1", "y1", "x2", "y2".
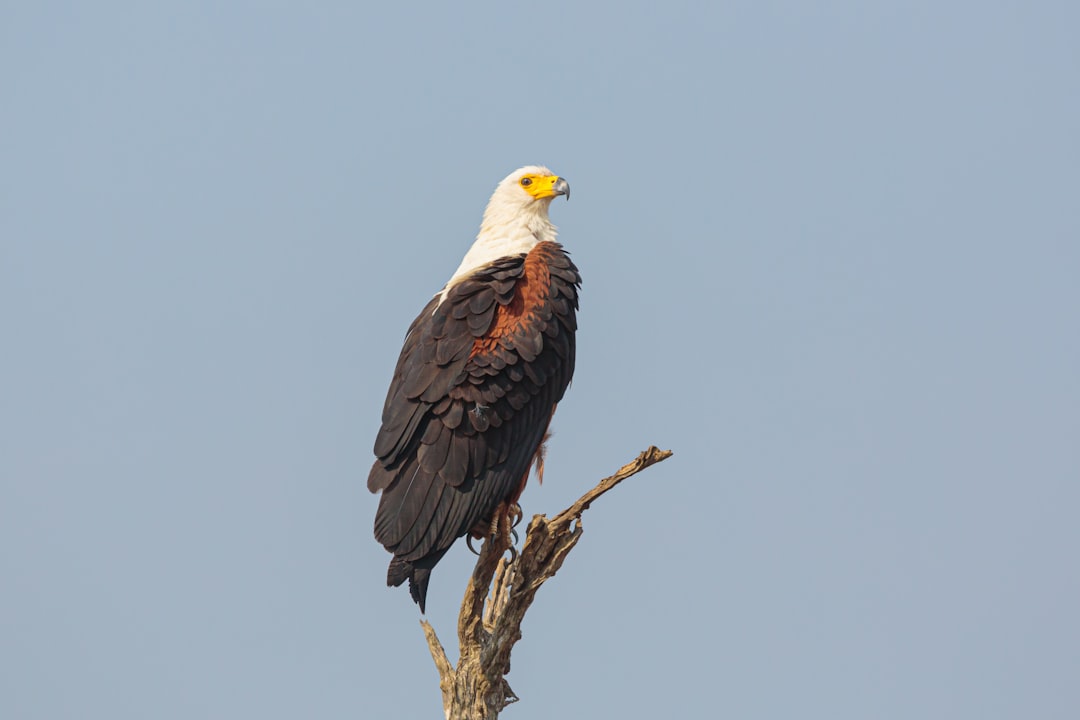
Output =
[{"x1": 370, "y1": 242, "x2": 580, "y2": 611}]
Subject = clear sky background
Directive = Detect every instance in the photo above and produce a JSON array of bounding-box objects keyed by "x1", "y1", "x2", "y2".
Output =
[{"x1": 2, "y1": 2, "x2": 1078, "y2": 718}]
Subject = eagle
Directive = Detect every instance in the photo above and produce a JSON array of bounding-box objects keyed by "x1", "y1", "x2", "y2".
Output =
[{"x1": 368, "y1": 166, "x2": 580, "y2": 612}]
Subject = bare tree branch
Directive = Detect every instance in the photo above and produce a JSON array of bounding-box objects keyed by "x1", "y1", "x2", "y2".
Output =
[{"x1": 421, "y1": 445, "x2": 673, "y2": 719}]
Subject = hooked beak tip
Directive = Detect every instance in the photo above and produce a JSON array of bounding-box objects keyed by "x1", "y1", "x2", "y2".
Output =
[{"x1": 552, "y1": 176, "x2": 570, "y2": 201}]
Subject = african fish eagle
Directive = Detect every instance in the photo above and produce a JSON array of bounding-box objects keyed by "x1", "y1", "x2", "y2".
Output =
[{"x1": 368, "y1": 166, "x2": 580, "y2": 612}]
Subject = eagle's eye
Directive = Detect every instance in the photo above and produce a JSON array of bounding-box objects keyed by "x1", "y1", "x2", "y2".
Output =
[{"x1": 520, "y1": 177, "x2": 533, "y2": 187}]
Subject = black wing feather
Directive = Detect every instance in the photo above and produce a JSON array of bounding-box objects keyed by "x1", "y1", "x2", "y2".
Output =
[{"x1": 370, "y1": 244, "x2": 581, "y2": 612}]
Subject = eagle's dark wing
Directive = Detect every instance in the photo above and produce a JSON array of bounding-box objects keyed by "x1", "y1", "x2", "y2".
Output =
[{"x1": 369, "y1": 242, "x2": 580, "y2": 611}]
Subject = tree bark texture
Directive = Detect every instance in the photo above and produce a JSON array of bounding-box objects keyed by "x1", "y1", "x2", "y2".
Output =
[{"x1": 421, "y1": 446, "x2": 673, "y2": 720}]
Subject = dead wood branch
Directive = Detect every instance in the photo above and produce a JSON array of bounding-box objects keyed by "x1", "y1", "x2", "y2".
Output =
[{"x1": 420, "y1": 445, "x2": 673, "y2": 720}]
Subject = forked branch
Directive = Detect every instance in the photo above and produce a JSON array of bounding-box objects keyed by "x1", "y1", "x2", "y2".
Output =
[{"x1": 420, "y1": 446, "x2": 673, "y2": 720}]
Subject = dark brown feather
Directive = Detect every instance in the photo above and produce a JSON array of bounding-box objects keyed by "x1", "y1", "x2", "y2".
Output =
[{"x1": 370, "y1": 242, "x2": 580, "y2": 612}]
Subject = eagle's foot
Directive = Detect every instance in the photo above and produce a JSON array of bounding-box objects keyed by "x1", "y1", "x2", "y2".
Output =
[
  {"x1": 502, "y1": 504, "x2": 520, "y2": 561},
  {"x1": 465, "y1": 501, "x2": 521, "y2": 559}
]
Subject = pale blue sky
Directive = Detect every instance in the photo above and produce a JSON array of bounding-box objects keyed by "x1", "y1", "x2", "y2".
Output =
[{"x1": 2, "y1": 2, "x2": 1078, "y2": 718}]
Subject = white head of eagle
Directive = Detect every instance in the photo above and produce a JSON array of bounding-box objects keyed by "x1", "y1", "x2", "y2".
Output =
[
  {"x1": 369, "y1": 166, "x2": 580, "y2": 613},
  {"x1": 442, "y1": 166, "x2": 571, "y2": 302}
]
